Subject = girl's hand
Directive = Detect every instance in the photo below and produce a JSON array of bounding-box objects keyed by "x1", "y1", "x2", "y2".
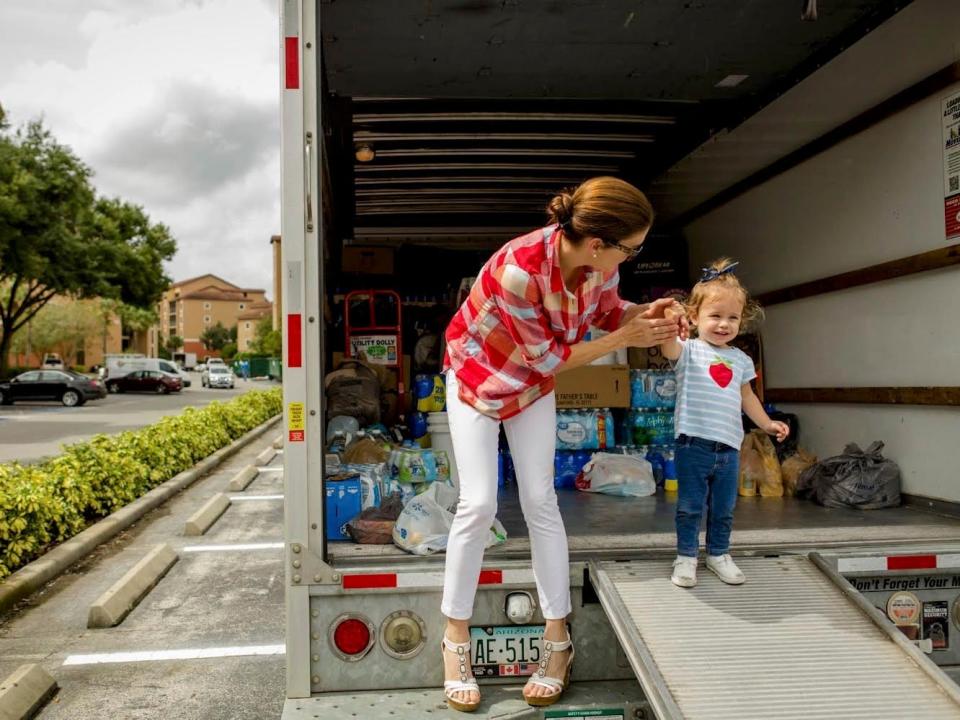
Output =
[
  {"x1": 664, "y1": 302, "x2": 690, "y2": 341},
  {"x1": 765, "y1": 421, "x2": 790, "y2": 442},
  {"x1": 642, "y1": 299, "x2": 689, "y2": 340}
]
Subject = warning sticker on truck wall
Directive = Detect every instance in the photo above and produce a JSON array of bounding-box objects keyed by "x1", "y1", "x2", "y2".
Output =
[
  {"x1": 923, "y1": 601, "x2": 949, "y2": 650},
  {"x1": 887, "y1": 591, "x2": 921, "y2": 626},
  {"x1": 288, "y1": 402, "x2": 305, "y2": 442}
]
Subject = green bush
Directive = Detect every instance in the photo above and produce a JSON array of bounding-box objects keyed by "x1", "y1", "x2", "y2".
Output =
[{"x1": 0, "y1": 388, "x2": 281, "y2": 579}]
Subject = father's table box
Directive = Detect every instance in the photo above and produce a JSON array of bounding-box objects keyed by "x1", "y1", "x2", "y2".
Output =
[{"x1": 554, "y1": 365, "x2": 630, "y2": 409}]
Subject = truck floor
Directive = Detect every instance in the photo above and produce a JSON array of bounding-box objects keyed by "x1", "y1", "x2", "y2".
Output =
[{"x1": 328, "y1": 487, "x2": 960, "y2": 563}]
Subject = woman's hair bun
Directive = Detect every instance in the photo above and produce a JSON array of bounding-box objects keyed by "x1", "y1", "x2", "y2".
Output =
[{"x1": 547, "y1": 190, "x2": 575, "y2": 225}]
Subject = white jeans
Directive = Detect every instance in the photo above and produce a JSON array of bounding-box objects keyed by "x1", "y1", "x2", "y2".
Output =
[{"x1": 441, "y1": 371, "x2": 571, "y2": 620}]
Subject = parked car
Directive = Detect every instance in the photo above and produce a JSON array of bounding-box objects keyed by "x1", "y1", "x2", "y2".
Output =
[
  {"x1": 202, "y1": 365, "x2": 235, "y2": 389},
  {"x1": 106, "y1": 370, "x2": 183, "y2": 395},
  {"x1": 105, "y1": 356, "x2": 190, "y2": 386},
  {"x1": 41, "y1": 353, "x2": 65, "y2": 370},
  {"x1": 0, "y1": 369, "x2": 106, "y2": 406}
]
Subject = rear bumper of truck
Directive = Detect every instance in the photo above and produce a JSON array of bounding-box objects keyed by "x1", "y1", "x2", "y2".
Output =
[{"x1": 282, "y1": 679, "x2": 648, "y2": 719}]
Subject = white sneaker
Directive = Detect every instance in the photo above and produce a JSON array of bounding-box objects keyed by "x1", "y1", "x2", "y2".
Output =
[
  {"x1": 671, "y1": 556, "x2": 698, "y2": 588},
  {"x1": 706, "y1": 554, "x2": 746, "y2": 585}
]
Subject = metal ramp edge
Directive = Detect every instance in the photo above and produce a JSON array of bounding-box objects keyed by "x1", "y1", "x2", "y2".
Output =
[{"x1": 588, "y1": 553, "x2": 960, "y2": 720}]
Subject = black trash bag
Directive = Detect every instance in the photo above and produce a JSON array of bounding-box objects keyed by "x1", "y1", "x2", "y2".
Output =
[
  {"x1": 796, "y1": 441, "x2": 901, "y2": 509},
  {"x1": 346, "y1": 493, "x2": 404, "y2": 544}
]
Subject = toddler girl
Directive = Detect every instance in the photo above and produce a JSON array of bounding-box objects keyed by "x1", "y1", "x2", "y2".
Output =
[{"x1": 660, "y1": 259, "x2": 789, "y2": 587}]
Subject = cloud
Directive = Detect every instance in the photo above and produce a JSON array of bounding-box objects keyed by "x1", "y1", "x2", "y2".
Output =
[
  {"x1": 93, "y1": 82, "x2": 278, "y2": 205},
  {"x1": 0, "y1": 0, "x2": 281, "y2": 291}
]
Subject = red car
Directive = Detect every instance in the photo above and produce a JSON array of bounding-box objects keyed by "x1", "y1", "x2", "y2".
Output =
[{"x1": 106, "y1": 370, "x2": 182, "y2": 395}]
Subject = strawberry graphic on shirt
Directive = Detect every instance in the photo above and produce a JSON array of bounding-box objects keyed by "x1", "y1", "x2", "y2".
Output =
[{"x1": 709, "y1": 356, "x2": 734, "y2": 388}]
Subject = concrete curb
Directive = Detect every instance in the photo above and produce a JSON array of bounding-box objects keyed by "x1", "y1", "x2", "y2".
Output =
[
  {"x1": 87, "y1": 543, "x2": 179, "y2": 629},
  {"x1": 0, "y1": 415, "x2": 281, "y2": 616},
  {"x1": 272, "y1": 434, "x2": 283, "y2": 449},
  {"x1": 228, "y1": 465, "x2": 259, "y2": 492},
  {"x1": 184, "y1": 493, "x2": 231, "y2": 536},
  {"x1": 0, "y1": 664, "x2": 58, "y2": 720},
  {"x1": 256, "y1": 447, "x2": 277, "y2": 466}
]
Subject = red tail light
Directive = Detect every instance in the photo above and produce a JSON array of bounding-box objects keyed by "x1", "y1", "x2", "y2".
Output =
[{"x1": 331, "y1": 616, "x2": 374, "y2": 660}]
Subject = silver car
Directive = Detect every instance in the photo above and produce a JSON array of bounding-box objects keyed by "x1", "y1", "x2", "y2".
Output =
[{"x1": 202, "y1": 365, "x2": 235, "y2": 389}]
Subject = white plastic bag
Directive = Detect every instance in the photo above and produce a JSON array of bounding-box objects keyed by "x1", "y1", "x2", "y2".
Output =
[
  {"x1": 577, "y1": 453, "x2": 656, "y2": 497},
  {"x1": 392, "y1": 482, "x2": 507, "y2": 555}
]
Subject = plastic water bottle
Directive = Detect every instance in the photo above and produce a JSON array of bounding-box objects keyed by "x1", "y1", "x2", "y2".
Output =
[
  {"x1": 410, "y1": 412, "x2": 428, "y2": 441},
  {"x1": 664, "y1": 450, "x2": 678, "y2": 493},
  {"x1": 603, "y1": 408, "x2": 616, "y2": 448},
  {"x1": 646, "y1": 446, "x2": 666, "y2": 487}
]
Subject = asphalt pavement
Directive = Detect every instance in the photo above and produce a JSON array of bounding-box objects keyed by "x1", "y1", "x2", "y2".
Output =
[
  {"x1": 0, "y1": 373, "x2": 277, "y2": 464},
  {"x1": 0, "y1": 433, "x2": 286, "y2": 719}
]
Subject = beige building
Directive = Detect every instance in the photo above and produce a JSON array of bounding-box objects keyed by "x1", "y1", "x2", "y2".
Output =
[
  {"x1": 237, "y1": 301, "x2": 273, "y2": 352},
  {"x1": 4, "y1": 295, "x2": 123, "y2": 371},
  {"x1": 270, "y1": 235, "x2": 282, "y2": 331},
  {"x1": 157, "y1": 275, "x2": 270, "y2": 360}
]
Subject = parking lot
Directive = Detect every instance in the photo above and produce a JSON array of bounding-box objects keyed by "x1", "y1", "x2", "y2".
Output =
[
  {"x1": 0, "y1": 431, "x2": 286, "y2": 719},
  {"x1": 0, "y1": 373, "x2": 277, "y2": 464}
]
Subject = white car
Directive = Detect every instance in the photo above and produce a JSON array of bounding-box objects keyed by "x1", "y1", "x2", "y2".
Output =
[
  {"x1": 202, "y1": 365, "x2": 235, "y2": 389},
  {"x1": 41, "y1": 353, "x2": 65, "y2": 370}
]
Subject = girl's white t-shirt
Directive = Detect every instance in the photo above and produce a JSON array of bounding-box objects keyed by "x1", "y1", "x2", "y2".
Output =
[{"x1": 672, "y1": 338, "x2": 756, "y2": 450}]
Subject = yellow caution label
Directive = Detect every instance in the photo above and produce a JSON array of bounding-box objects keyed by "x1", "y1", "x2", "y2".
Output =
[{"x1": 288, "y1": 402, "x2": 305, "y2": 442}]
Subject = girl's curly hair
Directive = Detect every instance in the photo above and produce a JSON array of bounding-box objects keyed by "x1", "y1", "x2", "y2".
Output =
[{"x1": 684, "y1": 257, "x2": 764, "y2": 331}]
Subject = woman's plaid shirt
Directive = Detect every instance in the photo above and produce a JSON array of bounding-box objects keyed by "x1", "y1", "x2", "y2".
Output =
[{"x1": 444, "y1": 225, "x2": 633, "y2": 419}]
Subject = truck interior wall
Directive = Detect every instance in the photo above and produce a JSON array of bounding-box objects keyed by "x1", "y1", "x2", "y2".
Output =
[
  {"x1": 682, "y1": 74, "x2": 960, "y2": 503},
  {"x1": 648, "y1": 0, "x2": 960, "y2": 220}
]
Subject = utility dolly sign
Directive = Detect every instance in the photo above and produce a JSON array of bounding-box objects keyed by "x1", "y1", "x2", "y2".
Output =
[{"x1": 350, "y1": 335, "x2": 399, "y2": 366}]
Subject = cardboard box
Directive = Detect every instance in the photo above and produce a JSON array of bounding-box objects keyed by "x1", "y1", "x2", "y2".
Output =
[
  {"x1": 555, "y1": 365, "x2": 630, "y2": 409},
  {"x1": 341, "y1": 246, "x2": 395, "y2": 275},
  {"x1": 628, "y1": 346, "x2": 672, "y2": 370}
]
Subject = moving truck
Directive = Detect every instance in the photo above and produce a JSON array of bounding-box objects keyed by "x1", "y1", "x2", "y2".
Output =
[{"x1": 278, "y1": 1, "x2": 960, "y2": 717}]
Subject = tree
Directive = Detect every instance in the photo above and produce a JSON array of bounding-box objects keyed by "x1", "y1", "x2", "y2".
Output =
[
  {"x1": 200, "y1": 321, "x2": 231, "y2": 352},
  {"x1": 221, "y1": 342, "x2": 238, "y2": 360},
  {"x1": 252, "y1": 316, "x2": 282, "y2": 356},
  {"x1": 164, "y1": 335, "x2": 183, "y2": 354},
  {"x1": 0, "y1": 117, "x2": 176, "y2": 374}
]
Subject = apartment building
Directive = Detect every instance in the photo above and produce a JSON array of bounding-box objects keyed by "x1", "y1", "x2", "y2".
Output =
[
  {"x1": 237, "y1": 301, "x2": 273, "y2": 352},
  {"x1": 158, "y1": 275, "x2": 270, "y2": 359}
]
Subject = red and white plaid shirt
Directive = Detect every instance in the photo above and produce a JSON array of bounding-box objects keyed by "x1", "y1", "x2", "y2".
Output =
[{"x1": 444, "y1": 225, "x2": 634, "y2": 419}]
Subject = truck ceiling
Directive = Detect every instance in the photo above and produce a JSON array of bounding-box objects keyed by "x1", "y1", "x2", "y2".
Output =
[{"x1": 317, "y1": 0, "x2": 910, "y2": 244}]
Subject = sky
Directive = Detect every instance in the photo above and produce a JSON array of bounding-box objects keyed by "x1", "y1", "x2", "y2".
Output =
[{"x1": 0, "y1": 0, "x2": 280, "y2": 296}]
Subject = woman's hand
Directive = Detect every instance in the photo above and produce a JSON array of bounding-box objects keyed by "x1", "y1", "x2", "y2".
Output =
[
  {"x1": 643, "y1": 298, "x2": 690, "y2": 340},
  {"x1": 616, "y1": 314, "x2": 679, "y2": 348}
]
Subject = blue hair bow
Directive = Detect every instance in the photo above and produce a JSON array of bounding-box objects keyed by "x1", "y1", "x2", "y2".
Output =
[{"x1": 700, "y1": 261, "x2": 739, "y2": 282}]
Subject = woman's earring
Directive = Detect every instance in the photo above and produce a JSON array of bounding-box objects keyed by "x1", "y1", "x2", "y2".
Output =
[{"x1": 592, "y1": 252, "x2": 598, "y2": 259}]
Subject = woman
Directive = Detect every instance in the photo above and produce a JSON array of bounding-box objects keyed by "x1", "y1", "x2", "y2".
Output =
[{"x1": 440, "y1": 176, "x2": 684, "y2": 711}]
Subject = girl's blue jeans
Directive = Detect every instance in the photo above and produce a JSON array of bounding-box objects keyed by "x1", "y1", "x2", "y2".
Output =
[{"x1": 675, "y1": 434, "x2": 740, "y2": 557}]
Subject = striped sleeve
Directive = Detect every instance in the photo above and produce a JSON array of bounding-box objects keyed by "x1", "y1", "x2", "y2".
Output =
[
  {"x1": 592, "y1": 270, "x2": 635, "y2": 332},
  {"x1": 740, "y1": 350, "x2": 757, "y2": 384},
  {"x1": 492, "y1": 263, "x2": 571, "y2": 376}
]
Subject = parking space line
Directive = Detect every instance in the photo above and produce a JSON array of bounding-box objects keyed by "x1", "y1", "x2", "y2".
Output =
[
  {"x1": 62, "y1": 644, "x2": 285, "y2": 666},
  {"x1": 181, "y1": 542, "x2": 284, "y2": 553}
]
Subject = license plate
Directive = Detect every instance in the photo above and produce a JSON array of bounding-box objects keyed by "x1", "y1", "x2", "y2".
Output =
[{"x1": 470, "y1": 625, "x2": 544, "y2": 678}]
